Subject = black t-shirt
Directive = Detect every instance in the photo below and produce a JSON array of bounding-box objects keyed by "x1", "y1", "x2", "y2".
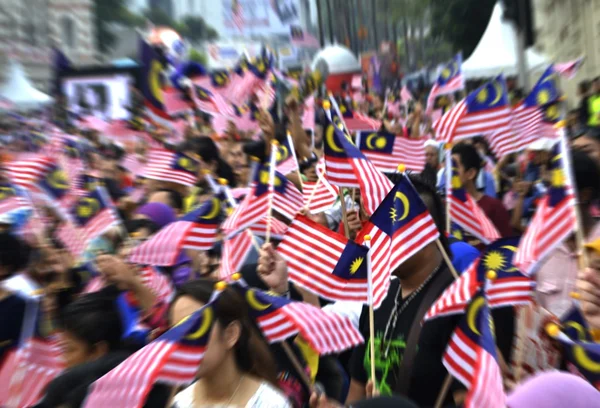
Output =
[
  {"x1": 0, "y1": 294, "x2": 26, "y2": 366},
  {"x1": 350, "y1": 269, "x2": 515, "y2": 407}
]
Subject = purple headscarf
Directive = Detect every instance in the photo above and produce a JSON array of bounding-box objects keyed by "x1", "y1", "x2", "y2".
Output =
[
  {"x1": 507, "y1": 371, "x2": 600, "y2": 408},
  {"x1": 135, "y1": 202, "x2": 176, "y2": 229}
]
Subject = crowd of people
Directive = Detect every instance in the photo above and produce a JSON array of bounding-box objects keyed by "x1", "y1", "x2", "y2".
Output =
[{"x1": 2, "y1": 64, "x2": 600, "y2": 408}]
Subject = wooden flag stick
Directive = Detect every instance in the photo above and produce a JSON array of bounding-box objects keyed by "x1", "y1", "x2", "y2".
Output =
[
  {"x1": 434, "y1": 373, "x2": 453, "y2": 408},
  {"x1": 281, "y1": 341, "x2": 315, "y2": 393},
  {"x1": 364, "y1": 235, "x2": 377, "y2": 394},
  {"x1": 435, "y1": 239, "x2": 460, "y2": 279},
  {"x1": 339, "y1": 189, "x2": 350, "y2": 239},
  {"x1": 304, "y1": 173, "x2": 323, "y2": 210}
]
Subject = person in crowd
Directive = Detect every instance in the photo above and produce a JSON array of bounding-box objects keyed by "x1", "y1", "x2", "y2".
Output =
[
  {"x1": 451, "y1": 142, "x2": 512, "y2": 245},
  {"x1": 578, "y1": 80, "x2": 591, "y2": 127},
  {"x1": 33, "y1": 288, "x2": 170, "y2": 408},
  {"x1": 169, "y1": 280, "x2": 291, "y2": 407},
  {"x1": 224, "y1": 141, "x2": 250, "y2": 186},
  {"x1": 537, "y1": 150, "x2": 600, "y2": 317},
  {"x1": 588, "y1": 77, "x2": 600, "y2": 129},
  {"x1": 572, "y1": 126, "x2": 600, "y2": 165},
  {"x1": 576, "y1": 238, "x2": 600, "y2": 333}
]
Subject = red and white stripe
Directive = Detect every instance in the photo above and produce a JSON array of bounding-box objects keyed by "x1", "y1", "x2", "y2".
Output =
[
  {"x1": 222, "y1": 188, "x2": 270, "y2": 236},
  {"x1": 353, "y1": 157, "x2": 394, "y2": 216},
  {"x1": 455, "y1": 106, "x2": 515, "y2": 158},
  {"x1": 0, "y1": 338, "x2": 65, "y2": 408},
  {"x1": 273, "y1": 180, "x2": 303, "y2": 220},
  {"x1": 514, "y1": 194, "x2": 576, "y2": 276},
  {"x1": 257, "y1": 302, "x2": 363, "y2": 354},
  {"x1": 232, "y1": 0, "x2": 244, "y2": 32},
  {"x1": 401, "y1": 86, "x2": 413, "y2": 103},
  {"x1": 0, "y1": 194, "x2": 31, "y2": 216},
  {"x1": 361, "y1": 136, "x2": 426, "y2": 173},
  {"x1": 128, "y1": 221, "x2": 217, "y2": 266},
  {"x1": 388, "y1": 211, "x2": 439, "y2": 273},
  {"x1": 7, "y1": 156, "x2": 55, "y2": 191},
  {"x1": 554, "y1": 57, "x2": 584, "y2": 80},
  {"x1": 424, "y1": 262, "x2": 534, "y2": 321},
  {"x1": 140, "y1": 266, "x2": 174, "y2": 304},
  {"x1": 343, "y1": 112, "x2": 381, "y2": 132},
  {"x1": 302, "y1": 177, "x2": 339, "y2": 213},
  {"x1": 448, "y1": 193, "x2": 500, "y2": 245},
  {"x1": 248, "y1": 216, "x2": 288, "y2": 240},
  {"x1": 219, "y1": 231, "x2": 254, "y2": 280},
  {"x1": 426, "y1": 75, "x2": 464, "y2": 112},
  {"x1": 56, "y1": 208, "x2": 119, "y2": 257},
  {"x1": 141, "y1": 150, "x2": 198, "y2": 187},
  {"x1": 443, "y1": 329, "x2": 505, "y2": 408},
  {"x1": 278, "y1": 215, "x2": 369, "y2": 302},
  {"x1": 355, "y1": 225, "x2": 392, "y2": 308}
]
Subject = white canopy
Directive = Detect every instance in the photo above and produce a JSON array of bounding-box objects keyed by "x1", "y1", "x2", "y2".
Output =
[
  {"x1": 462, "y1": 2, "x2": 548, "y2": 79},
  {"x1": 0, "y1": 60, "x2": 52, "y2": 110},
  {"x1": 311, "y1": 45, "x2": 361, "y2": 76}
]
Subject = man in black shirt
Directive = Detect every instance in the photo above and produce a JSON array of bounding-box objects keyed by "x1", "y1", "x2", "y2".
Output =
[{"x1": 347, "y1": 176, "x2": 515, "y2": 407}]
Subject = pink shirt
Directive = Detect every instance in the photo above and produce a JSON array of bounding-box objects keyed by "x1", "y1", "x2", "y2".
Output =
[{"x1": 536, "y1": 222, "x2": 600, "y2": 317}]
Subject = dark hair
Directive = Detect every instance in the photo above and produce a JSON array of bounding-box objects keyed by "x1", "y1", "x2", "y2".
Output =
[
  {"x1": 153, "y1": 188, "x2": 184, "y2": 212},
  {"x1": 572, "y1": 149, "x2": 600, "y2": 202},
  {"x1": 186, "y1": 136, "x2": 237, "y2": 186},
  {"x1": 0, "y1": 232, "x2": 30, "y2": 278},
  {"x1": 173, "y1": 280, "x2": 279, "y2": 386},
  {"x1": 579, "y1": 81, "x2": 590, "y2": 93},
  {"x1": 452, "y1": 142, "x2": 482, "y2": 176},
  {"x1": 59, "y1": 288, "x2": 123, "y2": 353},
  {"x1": 124, "y1": 218, "x2": 160, "y2": 236},
  {"x1": 386, "y1": 173, "x2": 450, "y2": 255}
]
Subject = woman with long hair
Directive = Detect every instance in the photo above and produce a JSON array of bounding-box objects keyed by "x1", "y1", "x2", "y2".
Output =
[{"x1": 170, "y1": 279, "x2": 291, "y2": 407}]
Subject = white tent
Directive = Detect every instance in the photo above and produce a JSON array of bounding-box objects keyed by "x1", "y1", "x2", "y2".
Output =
[
  {"x1": 462, "y1": 2, "x2": 548, "y2": 79},
  {"x1": 0, "y1": 60, "x2": 52, "y2": 110}
]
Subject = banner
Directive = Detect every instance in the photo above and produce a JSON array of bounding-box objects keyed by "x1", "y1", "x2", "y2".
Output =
[{"x1": 222, "y1": 0, "x2": 301, "y2": 36}]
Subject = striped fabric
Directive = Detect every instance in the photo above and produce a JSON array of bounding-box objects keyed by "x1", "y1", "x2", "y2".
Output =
[
  {"x1": 219, "y1": 231, "x2": 254, "y2": 280},
  {"x1": 141, "y1": 150, "x2": 198, "y2": 187}
]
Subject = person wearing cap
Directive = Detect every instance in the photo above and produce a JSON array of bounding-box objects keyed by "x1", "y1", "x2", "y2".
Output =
[
  {"x1": 537, "y1": 150, "x2": 600, "y2": 318},
  {"x1": 572, "y1": 127, "x2": 600, "y2": 166},
  {"x1": 587, "y1": 77, "x2": 600, "y2": 129}
]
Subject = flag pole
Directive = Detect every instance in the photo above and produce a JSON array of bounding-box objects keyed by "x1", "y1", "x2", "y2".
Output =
[
  {"x1": 363, "y1": 235, "x2": 377, "y2": 394},
  {"x1": 339, "y1": 189, "x2": 350, "y2": 239},
  {"x1": 286, "y1": 131, "x2": 304, "y2": 191},
  {"x1": 434, "y1": 373, "x2": 453, "y2": 408},
  {"x1": 444, "y1": 144, "x2": 452, "y2": 234},
  {"x1": 280, "y1": 341, "x2": 316, "y2": 393},
  {"x1": 265, "y1": 140, "x2": 278, "y2": 244}
]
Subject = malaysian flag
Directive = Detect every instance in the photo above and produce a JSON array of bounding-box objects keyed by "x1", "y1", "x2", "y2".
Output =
[
  {"x1": 401, "y1": 85, "x2": 413, "y2": 103},
  {"x1": 278, "y1": 214, "x2": 371, "y2": 302},
  {"x1": 219, "y1": 231, "x2": 254, "y2": 280},
  {"x1": 275, "y1": 134, "x2": 299, "y2": 176},
  {"x1": 434, "y1": 76, "x2": 513, "y2": 158},
  {"x1": 138, "y1": 38, "x2": 174, "y2": 128},
  {"x1": 0, "y1": 183, "x2": 32, "y2": 218},
  {"x1": 192, "y1": 85, "x2": 235, "y2": 116},
  {"x1": 271, "y1": 168, "x2": 304, "y2": 220},
  {"x1": 231, "y1": 280, "x2": 363, "y2": 354},
  {"x1": 443, "y1": 288, "x2": 506, "y2": 408},
  {"x1": 426, "y1": 53, "x2": 464, "y2": 113},
  {"x1": 515, "y1": 135, "x2": 576, "y2": 275},
  {"x1": 551, "y1": 307, "x2": 600, "y2": 389},
  {"x1": 357, "y1": 130, "x2": 426, "y2": 173},
  {"x1": 554, "y1": 57, "x2": 585, "y2": 80},
  {"x1": 302, "y1": 169, "x2": 339, "y2": 214},
  {"x1": 83, "y1": 298, "x2": 217, "y2": 408},
  {"x1": 128, "y1": 197, "x2": 222, "y2": 266},
  {"x1": 511, "y1": 66, "x2": 562, "y2": 153},
  {"x1": 222, "y1": 173, "x2": 270, "y2": 237},
  {"x1": 232, "y1": 0, "x2": 244, "y2": 32},
  {"x1": 334, "y1": 98, "x2": 381, "y2": 132},
  {"x1": 141, "y1": 149, "x2": 199, "y2": 187},
  {"x1": 446, "y1": 154, "x2": 500, "y2": 245},
  {"x1": 248, "y1": 216, "x2": 288, "y2": 240},
  {"x1": 323, "y1": 120, "x2": 393, "y2": 215},
  {"x1": 6, "y1": 156, "x2": 58, "y2": 192},
  {"x1": 355, "y1": 174, "x2": 439, "y2": 307},
  {"x1": 425, "y1": 237, "x2": 535, "y2": 321},
  {"x1": 56, "y1": 187, "x2": 120, "y2": 257}
]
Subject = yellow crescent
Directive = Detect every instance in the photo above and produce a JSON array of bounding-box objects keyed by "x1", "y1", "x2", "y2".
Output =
[
  {"x1": 467, "y1": 296, "x2": 485, "y2": 336},
  {"x1": 365, "y1": 133, "x2": 378, "y2": 150},
  {"x1": 500, "y1": 245, "x2": 521, "y2": 272},
  {"x1": 150, "y1": 60, "x2": 165, "y2": 104},
  {"x1": 49, "y1": 170, "x2": 69, "y2": 190},
  {"x1": 185, "y1": 306, "x2": 214, "y2": 340},
  {"x1": 0, "y1": 186, "x2": 16, "y2": 200},
  {"x1": 491, "y1": 81, "x2": 503, "y2": 105},
  {"x1": 201, "y1": 197, "x2": 221, "y2": 220},
  {"x1": 394, "y1": 192, "x2": 410, "y2": 221},
  {"x1": 325, "y1": 125, "x2": 344, "y2": 153},
  {"x1": 277, "y1": 145, "x2": 289, "y2": 161},
  {"x1": 566, "y1": 322, "x2": 600, "y2": 372},
  {"x1": 246, "y1": 289, "x2": 271, "y2": 311}
]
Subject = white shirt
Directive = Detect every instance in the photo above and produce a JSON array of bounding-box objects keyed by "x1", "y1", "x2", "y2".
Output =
[{"x1": 171, "y1": 381, "x2": 292, "y2": 408}]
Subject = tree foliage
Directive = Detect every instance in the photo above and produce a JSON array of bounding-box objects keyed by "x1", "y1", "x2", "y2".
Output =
[
  {"x1": 188, "y1": 48, "x2": 208, "y2": 65},
  {"x1": 93, "y1": 0, "x2": 130, "y2": 53},
  {"x1": 430, "y1": 0, "x2": 496, "y2": 57},
  {"x1": 180, "y1": 16, "x2": 219, "y2": 43}
]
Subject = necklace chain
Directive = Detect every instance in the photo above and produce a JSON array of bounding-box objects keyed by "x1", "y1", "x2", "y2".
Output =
[{"x1": 380, "y1": 263, "x2": 442, "y2": 359}]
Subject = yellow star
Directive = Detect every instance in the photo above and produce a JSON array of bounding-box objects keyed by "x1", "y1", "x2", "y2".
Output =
[
  {"x1": 350, "y1": 257, "x2": 364, "y2": 275},
  {"x1": 375, "y1": 137, "x2": 387, "y2": 149},
  {"x1": 442, "y1": 68, "x2": 451, "y2": 78},
  {"x1": 537, "y1": 89, "x2": 550, "y2": 105},
  {"x1": 483, "y1": 251, "x2": 506, "y2": 272},
  {"x1": 390, "y1": 207, "x2": 398, "y2": 223}
]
